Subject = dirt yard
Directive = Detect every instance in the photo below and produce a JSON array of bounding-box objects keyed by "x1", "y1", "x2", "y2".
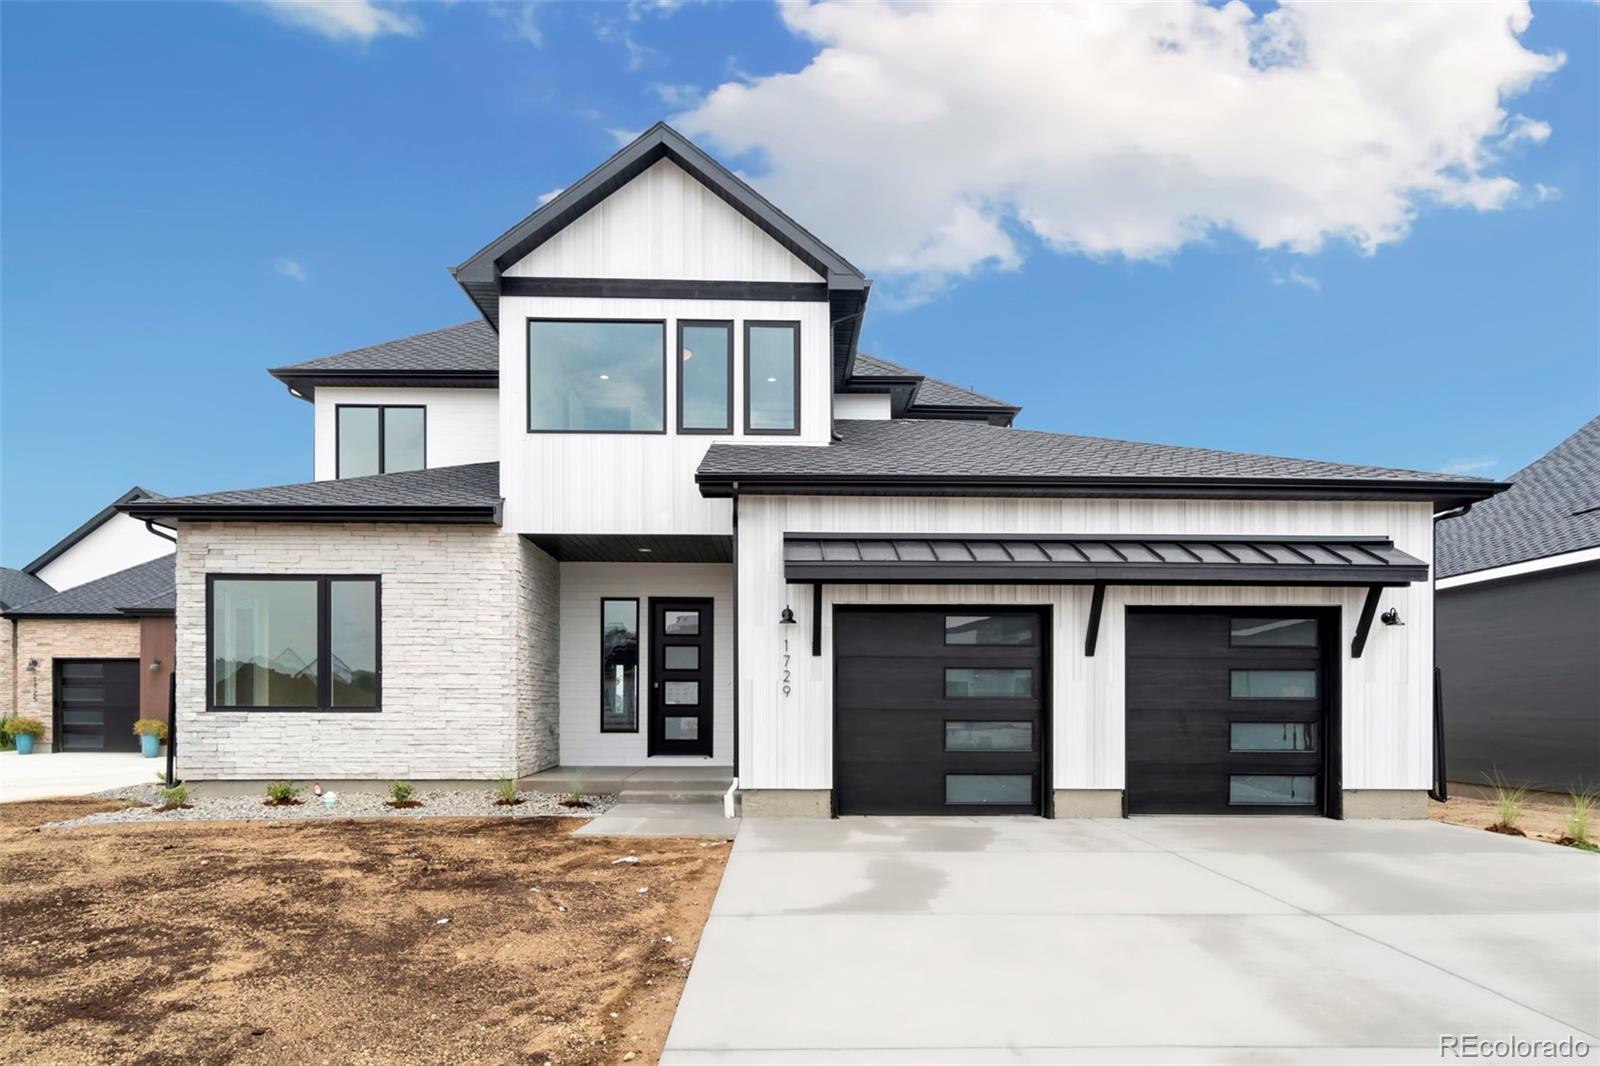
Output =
[
  {"x1": 0, "y1": 799, "x2": 730, "y2": 1065},
  {"x1": 1429, "y1": 791, "x2": 1592, "y2": 847}
]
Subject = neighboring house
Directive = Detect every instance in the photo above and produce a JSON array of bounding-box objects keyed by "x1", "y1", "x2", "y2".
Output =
[
  {"x1": 2, "y1": 489, "x2": 177, "y2": 751},
  {"x1": 1436, "y1": 416, "x2": 1600, "y2": 793},
  {"x1": 121, "y1": 124, "x2": 1506, "y2": 819}
]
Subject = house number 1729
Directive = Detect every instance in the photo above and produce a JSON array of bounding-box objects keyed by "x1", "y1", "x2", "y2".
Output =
[{"x1": 781, "y1": 638, "x2": 791, "y2": 696}]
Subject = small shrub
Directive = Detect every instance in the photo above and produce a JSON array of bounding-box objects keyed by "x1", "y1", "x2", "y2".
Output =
[
  {"x1": 132, "y1": 718, "x2": 169, "y2": 740},
  {"x1": 495, "y1": 778, "x2": 519, "y2": 804},
  {"x1": 389, "y1": 780, "x2": 415, "y2": 804},
  {"x1": 1484, "y1": 770, "x2": 1529, "y2": 829},
  {"x1": 159, "y1": 783, "x2": 189, "y2": 809},
  {"x1": 265, "y1": 780, "x2": 302, "y2": 805},
  {"x1": 1565, "y1": 787, "x2": 1596, "y2": 846},
  {"x1": 6, "y1": 717, "x2": 45, "y2": 739}
]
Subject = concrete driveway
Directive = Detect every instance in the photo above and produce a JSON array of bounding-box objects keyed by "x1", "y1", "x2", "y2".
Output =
[
  {"x1": 0, "y1": 751, "x2": 159, "y2": 803},
  {"x1": 664, "y1": 816, "x2": 1599, "y2": 1064}
]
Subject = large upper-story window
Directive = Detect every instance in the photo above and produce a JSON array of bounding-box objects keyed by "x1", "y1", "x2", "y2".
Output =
[
  {"x1": 337, "y1": 405, "x2": 425, "y2": 478},
  {"x1": 529, "y1": 319, "x2": 666, "y2": 433},
  {"x1": 745, "y1": 321, "x2": 800, "y2": 434},
  {"x1": 677, "y1": 321, "x2": 733, "y2": 434},
  {"x1": 209, "y1": 575, "x2": 380, "y2": 711}
]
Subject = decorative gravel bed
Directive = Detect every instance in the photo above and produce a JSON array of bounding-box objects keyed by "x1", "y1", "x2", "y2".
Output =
[{"x1": 44, "y1": 784, "x2": 616, "y2": 829}]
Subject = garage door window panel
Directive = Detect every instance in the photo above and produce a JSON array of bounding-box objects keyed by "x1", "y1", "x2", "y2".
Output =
[
  {"x1": 1229, "y1": 774, "x2": 1318, "y2": 806},
  {"x1": 1230, "y1": 722, "x2": 1318, "y2": 752},
  {"x1": 945, "y1": 668, "x2": 1034, "y2": 699},
  {"x1": 945, "y1": 720, "x2": 1034, "y2": 752},
  {"x1": 946, "y1": 773, "x2": 1034, "y2": 806},
  {"x1": 1229, "y1": 618, "x2": 1319, "y2": 648},
  {"x1": 944, "y1": 614, "x2": 1037, "y2": 646},
  {"x1": 1230, "y1": 669, "x2": 1318, "y2": 700}
]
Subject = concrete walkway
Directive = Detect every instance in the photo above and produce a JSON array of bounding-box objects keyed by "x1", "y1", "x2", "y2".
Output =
[
  {"x1": 664, "y1": 816, "x2": 1600, "y2": 1064},
  {"x1": 0, "y1": 751, "x2": 161, "y2": 803}
]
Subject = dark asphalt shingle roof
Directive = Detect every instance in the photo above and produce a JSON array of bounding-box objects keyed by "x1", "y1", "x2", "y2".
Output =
[
  {"x1": 1436, "y1": 416, "x2": 1600, "y2": 578},
  {"x1": 851, "y1": 353, "x2": 1016, "y2": 412},
  {"x1": 4, "y1": 555, "x2": 175, "y2": 618},
  {"x1": 0, "y1": 568, "x2": 56, "y2": 611},
  {"x1": 122, "y1": 462, "x2": 502, "y2": 518},
  {"x1": 272, "y1": 321, "x2": 499, "y2": 375},
  {"x1": 699, "y1": 419, "x2": 1498, "y2": 485}
]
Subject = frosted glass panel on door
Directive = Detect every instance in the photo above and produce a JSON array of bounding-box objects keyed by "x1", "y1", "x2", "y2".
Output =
[{"x1": 664, "y1": 681, "x2": 700, "y2": 705}]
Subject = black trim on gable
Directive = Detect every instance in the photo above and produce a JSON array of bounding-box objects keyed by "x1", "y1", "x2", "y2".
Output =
[{"x1": 502, "y1": 277, "x2": 829, "y2": 302}]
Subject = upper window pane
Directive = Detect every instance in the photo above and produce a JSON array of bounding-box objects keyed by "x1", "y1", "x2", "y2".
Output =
[
  {"x1": 680, "y1": 323, "x2": 732, "y2": 432},
  {"x1": 330, "y1": 580, "x2": 378, "y2": 707},
  {"x1": 529, "y1": 320, "x2": 665, "y2": 432},
  {"x1": 945, "y1": 668, "x2": 1034, "y2": 699},
  {"x1": 746, "y1": 323, "x2": 798, "y2": 432},
  {"x1": 337, "y1": 407, "x2": 381, "y2": 479},
  {"x1": 1230, "y1": 722, "x2": 1317, "y2": 751},
  {"x1": 945, "y1": 615, "x2": 1036, "y2": 646},
  {"x1": 601, "y1": 599, "x2": 639, "y2": 732},
  {"x1": 212, "y1": 580, "x2": 320, "y2": 707},
  {"x1": 664, "y1": 610, "x2": 700, "y2": 636},
  {"x1": 1230, "y1": 617, "x2": 1318, "y2": 648},
  {"x1": 383, "y1": 407, "x2": 426, "y2": 474},
  {"x1": 1230, "y1": 669, "x2": 1318, "y2": 700}
]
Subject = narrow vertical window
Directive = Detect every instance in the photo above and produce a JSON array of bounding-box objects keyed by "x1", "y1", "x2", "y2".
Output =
[
  {"x1": 601, "y1": 599, "x2": 639, "y2": 732},
  {"x1": 744, "y1": 322, "x2": 799, "y2": 434},
  {"x1": 336, "y1": 405, "x2": 426, "y2": 478},
  {"x1": 678, "y1": 321, "x2": 733, "y2": 433}
]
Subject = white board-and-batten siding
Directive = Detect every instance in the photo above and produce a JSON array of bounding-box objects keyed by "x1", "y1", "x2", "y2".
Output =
[
  {"x1": 312, "y1": 387, "x2": 500, "y2": 482},
  {"x1": 737, "y1": 495, "x2": 1436, "y2": 794},
  {"x1": 505, "y1": 158, "x2": 822, "y2": 284}
]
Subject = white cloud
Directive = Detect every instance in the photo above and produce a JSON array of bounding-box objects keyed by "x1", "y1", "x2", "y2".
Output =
[
  {"x1": 250, "y1": 0, "x2": 420, "y2": 42},
  {"x1": 489, "y1": 2, "x2": 544, "y2": 47},
  {"x1": 1534, "y1": 182, "x2": 1562, "y2": 202},
  {"x1": 274, "y1": 258, "x2": 307, "y2": 282},
  {"x1": 651, "y1": 83, "x2": 702, "y2": 108},
  {"x1": 1441, "y1": 457, "x2": 1500, "y2": 475},
  {"x1": 537, "y1": 187, "x2": 564, "y2": 206},
  {"x1": 673, "y1": 1, "x2": 1563, "y2": 296},
  {"x1": 1269, "y1": 265, "x2": 1321, "y2": 293}
]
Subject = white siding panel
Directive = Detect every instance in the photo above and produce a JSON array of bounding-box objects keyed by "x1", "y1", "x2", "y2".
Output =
[
  {"x1": 506, "y1": 159, "x2": 822, "y2": 283},
  {"x1": 557, "y1": 562, "x2": 733, "y2": 766},
  {"x1": 832, "y1": 393, "x2": 891, "y2": 420},
  {"x1": 33, "y1": 512, "x2": 175, "y2": 591},
  {"x1": 312, "y1": 387, "x2": 499, "y2": 482},
  {"x1": 737, "y1": 495, "x2": 1435, "y2": 793},
  {"x1": 498, "y1": 295, "x2": 831, "y2": 535}
]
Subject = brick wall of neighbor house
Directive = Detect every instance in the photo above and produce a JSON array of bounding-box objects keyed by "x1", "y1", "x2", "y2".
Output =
[
  {"x1": 174, "y1": 522, "x2": 554, "y2": 780},
  {"x1": 12, "y1": 618, "x2": 143, "y2": 746},
  {"x1": 516, "y1": 539, "x2": 561, "y2": 775}
]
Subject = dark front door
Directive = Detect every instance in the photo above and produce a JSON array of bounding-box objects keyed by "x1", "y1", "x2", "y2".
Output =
[
  {"x1": 648, "y1": 598, "x2": 714, "y2": 756},
  {"x1": 834, "y1": 608, "x2": 1047, "y2": 816},
  {"x1": 1125, "y1": 610, "x2": 1334, "y2": 815},
  {"x1": 54, "y1": 659, "x2": 141, "y2": 752}
]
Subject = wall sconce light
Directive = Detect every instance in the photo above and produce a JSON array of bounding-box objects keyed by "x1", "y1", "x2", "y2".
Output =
[
  {"x1": 25, "y1": 659, "x2": 39, "y2": 672},
  {"x1": 148, "y1": 658, "x2": 163, "y2": 673},
  {"x1": 1380, "y1": 608, "x2": 1404, "y2": 626},
  {"x1": 779, "y1": 606, "x2": 797, "y2": 625}
]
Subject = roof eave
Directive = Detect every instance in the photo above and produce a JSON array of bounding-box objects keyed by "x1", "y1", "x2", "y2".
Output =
[
  {"x1": 120, "y1": 502, "x2": 504, "y2": 526},
  {"x1": 267, "y1": 367, "x2": 499, "y2": 402}
]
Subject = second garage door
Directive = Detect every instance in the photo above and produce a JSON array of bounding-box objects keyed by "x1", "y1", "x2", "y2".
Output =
[
  {"x1": 834, "y1": 608, "x2": 1047, "y2": 816},
  {"x1": 53, "y1": 659, "x2": 142, "y2": 752}
]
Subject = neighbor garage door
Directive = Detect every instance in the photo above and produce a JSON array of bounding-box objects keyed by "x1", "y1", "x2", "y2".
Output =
[
  {"x1": 1126, "y1": 610, "x2": 1332, "y2": 815},
  {"x1": 834, "y1": 608, "x2": 1046, "y2": 815},
  {"x1": 54, "y1": 659, "x2": 141, "y2": 752}
]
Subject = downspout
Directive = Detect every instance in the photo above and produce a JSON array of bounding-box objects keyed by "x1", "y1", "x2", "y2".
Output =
[
  {"x1": 730, "y1": 483, "x2": 740, "y2": 788},
  {"x1": 144, "y1": 520, "x2": 178, "y2": 545},
  {"x1": 1428, "y1": 502, "x2": 1475, "y2": 801}
]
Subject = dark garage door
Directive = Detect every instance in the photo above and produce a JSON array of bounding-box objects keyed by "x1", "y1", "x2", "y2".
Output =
[
  {"x1": 54, "y1": 659, "x2": 141, "y2": 752},
  {"x1": 834, "y1": 608, "x2": 1046, "y2": 815},
  {"x1": 1126, "y1": 610, "x2": 1333, "y2": 815}
]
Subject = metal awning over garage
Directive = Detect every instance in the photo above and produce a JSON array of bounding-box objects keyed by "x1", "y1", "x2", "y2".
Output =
[
  {"x1": 783, "y1": 534, "x2": 1429, "y2": 659},
  {"x1": 783, "y1": 534, "x2": 1428, "y2": 587}
]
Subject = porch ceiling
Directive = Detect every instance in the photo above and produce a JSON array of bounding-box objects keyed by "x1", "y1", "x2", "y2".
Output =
[{"x1": 524, "y1": 533, "x2": 732, "y2": 563}]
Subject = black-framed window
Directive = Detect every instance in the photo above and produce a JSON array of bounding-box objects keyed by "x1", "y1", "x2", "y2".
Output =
[
  {"x1": 744, "y1": 321, "x2": 800, "y2": 434},
  {"x1": 944, "y1": 614, "x2": 1037, "y2": 646},
  {"x1": 336, "y1": 405, "x2": 425, "y2": 478},
  {"x1": 600, "y1": 598, "x2": 639, "y2": 732},
  {"x1": 208, "y1": 575, "x2": 380, "y2": 711},
  {"x1": 678, "y1": 320, "x2": 733, "y2": 433},
  {"x1": 1230, "y1": 617, "x2": 1318, "y2": 648},
  {"x1": 528, "y1": 319, "x2": 666, "y2": 433}
]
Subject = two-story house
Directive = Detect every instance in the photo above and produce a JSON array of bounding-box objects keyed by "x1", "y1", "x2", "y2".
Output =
[{"x1": 124, "y1": 124, "x2": 1506, "y2": 819}]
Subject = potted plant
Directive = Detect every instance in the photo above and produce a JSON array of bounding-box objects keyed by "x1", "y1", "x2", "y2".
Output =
[
  {"x1": 132, "y1": 718, "x2": 169, "y2": 758},
  {"x1": 8, "y1": 717, "x2": 45, "y2": 755}
]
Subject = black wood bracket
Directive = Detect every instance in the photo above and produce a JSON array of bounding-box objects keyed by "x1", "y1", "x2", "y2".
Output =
[
  {"x1": 1351, "y1": 585, "x2": 1383, "y2": 658},
  {"x1": 1085, "y1": 583, "x2": 1107, "y2": 656},
  {"x1": 811, "y1": 582, "x2": 823, "y2": 657}
]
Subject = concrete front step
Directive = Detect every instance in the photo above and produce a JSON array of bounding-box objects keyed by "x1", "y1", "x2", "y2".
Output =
[{"x1": 619, "y1": 788, "x2": 731, "y2": 805}]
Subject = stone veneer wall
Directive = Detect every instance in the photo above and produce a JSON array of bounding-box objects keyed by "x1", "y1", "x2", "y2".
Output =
[
  {"x1": 12, "y1": 618, "x2": 143, "y2": 746},
  {"x1": 516, "y1": 538, "x2": 561, "y2": 776},
  {"x1": 174, "y1": 522, "x2": 558, "y2": 780}
]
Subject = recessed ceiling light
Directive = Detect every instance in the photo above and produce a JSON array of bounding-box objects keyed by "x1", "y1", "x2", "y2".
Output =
[
  {"x1": 766, "y1": 376, "x2": 778, "y2": 383},
  {"x1": 599, "y1": 373, "x2": 610, "y2": 380},
  {"x1": 637, "y1": 547, "x2": 653, "y2": 553},
  {"x1": 683, "y1": 349, "x2": 693, "y2": 361}
]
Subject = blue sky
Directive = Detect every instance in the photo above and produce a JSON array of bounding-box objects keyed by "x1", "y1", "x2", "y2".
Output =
[{"x1": 3, "y1": 0, "x2": 1596, "y2": 568}]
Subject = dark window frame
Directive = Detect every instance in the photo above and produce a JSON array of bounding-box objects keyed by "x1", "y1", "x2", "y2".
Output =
[
  {"x1": 526, "y1": 317, "x2": 668, "y2": 435},
  {"x1": 599, "y1": 597, "x2": 641, "y2": 733},
  {"x1": 1228, "y1": 616, "x2": 1320, "y2": 649},
  {"x1": 742, "y1": 320, "x2": 801, "y2": 436},
  {"x1": 943, "y1": 613, "x2": 1040, "y2": 647},
  {"x1": 334, "y1": 404, "x2": 427, "y2": 479},
  {"x1": 676, "y1": 319, "x2": 734, "y2": 435},
  {"x1": 205, "y1": 573, "x2": 382, "y2": 713}
]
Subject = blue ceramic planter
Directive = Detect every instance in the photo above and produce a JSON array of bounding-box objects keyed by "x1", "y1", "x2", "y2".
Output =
[
  {"x1": 140, "y1": 733, "x2": 161, "y2": 758},
  {"x1": 15, "y1": 734, "x2": 36, "y2": 755}
]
